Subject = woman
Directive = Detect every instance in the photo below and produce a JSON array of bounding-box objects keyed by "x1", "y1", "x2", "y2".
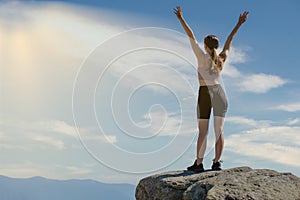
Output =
[{"x1": 174, "y1": 6, "x2": 249, "y2": 172}]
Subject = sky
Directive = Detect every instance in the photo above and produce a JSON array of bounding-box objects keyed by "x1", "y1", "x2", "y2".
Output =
[{"x1": 1, "y1": 0, "x2": 300, "y2": 185}]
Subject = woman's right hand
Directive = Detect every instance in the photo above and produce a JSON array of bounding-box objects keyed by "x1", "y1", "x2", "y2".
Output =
[{"x1": 173, "y1": 6, "x2": 183, "y2": 19}]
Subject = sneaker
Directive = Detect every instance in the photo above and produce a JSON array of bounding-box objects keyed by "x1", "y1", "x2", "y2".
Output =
[
  {"x1": 187, "y1": 160, "x2": 204, "y2": 172},
  {"x1": 211, "y1": 160, "x2": 223, "y2": 170}
]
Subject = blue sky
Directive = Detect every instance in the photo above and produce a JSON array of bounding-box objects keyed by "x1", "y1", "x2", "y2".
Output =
[{"x1": 1, "y1": 0, "x2": 300, "y2": 184}]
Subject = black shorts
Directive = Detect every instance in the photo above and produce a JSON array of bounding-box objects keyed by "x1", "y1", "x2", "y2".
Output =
[{"x1": 197, "y1": 84, "x2": 228, "y2": 119}]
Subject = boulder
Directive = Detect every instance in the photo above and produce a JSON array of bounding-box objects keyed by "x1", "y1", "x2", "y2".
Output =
[{"x1": 135, "y1": 166, "x2": 300, "y2": 200}]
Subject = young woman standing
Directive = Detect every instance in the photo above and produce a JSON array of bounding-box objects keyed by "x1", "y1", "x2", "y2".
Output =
[{"x1": 174, "y1": 6, "x2": 249, "y2": 171}]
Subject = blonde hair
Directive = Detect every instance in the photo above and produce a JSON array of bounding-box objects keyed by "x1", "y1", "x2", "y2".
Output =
[{"x1": 204, "y1": 35, "x2": 223, "y2": 74}]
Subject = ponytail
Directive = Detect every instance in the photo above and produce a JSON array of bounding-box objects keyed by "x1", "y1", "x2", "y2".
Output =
[
  {"x1": 209, "y1": 48, "x2": 223, "y2": 74},
  {"x1": 204, "y1": 35, "x2": 223, "y2": 74}
]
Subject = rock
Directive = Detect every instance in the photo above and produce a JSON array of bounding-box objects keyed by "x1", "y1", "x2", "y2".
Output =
[{"x1": 135, "y1": 166, "x2": 300, "y2": 200}]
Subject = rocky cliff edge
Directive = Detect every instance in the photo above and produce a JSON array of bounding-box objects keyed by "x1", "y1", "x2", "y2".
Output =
[{"x1": 135, "y1": 166, "x2": 300, "y2": 200}]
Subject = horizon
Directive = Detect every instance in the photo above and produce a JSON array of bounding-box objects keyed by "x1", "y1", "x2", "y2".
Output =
[
  {"x1": 1, "y1": 0, "x2": 299, "y2": 185},
  {"x1": 0, "y1": 174, "x2": 134, "y2": 185}
]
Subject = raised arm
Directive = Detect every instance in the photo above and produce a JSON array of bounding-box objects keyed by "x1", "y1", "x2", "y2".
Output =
[
  {"x1": 220, "y1": 11, "x2": 249, "y2": 62},
  {"x1": 173, "y1": 6, "x2": 195, "y2": 40},
  {"x1": 174, "y1": 6, "x2": 204, "y2": 59}
]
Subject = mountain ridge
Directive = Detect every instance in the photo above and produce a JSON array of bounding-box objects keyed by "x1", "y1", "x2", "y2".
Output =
[{"x1": 0, "y1": 174, "x2": 135, "y2": 200}]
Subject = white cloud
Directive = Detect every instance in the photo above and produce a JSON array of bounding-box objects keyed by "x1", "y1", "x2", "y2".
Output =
[
  {"x1": 108, "y1": 36, "x2": 254, "y2": 96},
  {"x1": 222, "y1": 64, "x2": 241, "y2": 78},
  {"x1": 226, "y1": 126, "x2": 300, "y2": 167},
  {"x1": 225, "y1": 46, "x2": 248, "y2": 64},
  {"x1": 274, "y1": 102, "x2": 300, "y2": 112},
  {"x1": 220, "y1": 47, "x2": 287, "y2": 93},
  {"x1": 0, "y1": 162, "x2": 96, "y2": 180},
  {"x1": 238, "y1": 73, "x2": 287, "y2": 93},
  {"x1": 35, "y1": 120, "x2": 118, "y2": 144},
  {"x1": 58, "y1": 165, "x2": 93, "y2": 175},
  {"x1": 0, "y1": 118, "x2": 117, "y2": 152},
  {"x1": 80, "y1": 133, "x2": 117, "y2": 144},
  {"x1": 1, "y1": 131, "x2": 30, "y2": 151},
  {"x1": 217, "y1": 46, "x2": 287, "y2": 94},
  {"x1": 31, "y1": 120, "x2": 78, "y2": 137},
  {"x1": 32, "y1": 135, "x2": 65, "y2": 150},
  {"x1": 221, "y1": 46, "x2": 246, "y2": 78},
  {"x1": 287, "y1": 118, "x2": 300, "y2": 125},
  {"x1": 137, "y1": 109, "x2": 197, "y2": 136},
  {"x1": 2, "y1": 118, "x2": 78, "y2": 137},
  {"x1": 0, "y1": 163, "x2": 47, "y2": 179},
  {"x1": 0, "y1": 143, "x2": 28, "y2": 150},
  {"x1": 226, "y1": 116, "x2": 272, "y2": 128},
  {"x1": 52, "y1": 121, "x2": 76, "y2": 136}
]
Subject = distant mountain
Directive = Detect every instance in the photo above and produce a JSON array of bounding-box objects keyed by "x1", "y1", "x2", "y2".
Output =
[{"x1": 0, "y1": 175, "x2": 135, "y2": 200}]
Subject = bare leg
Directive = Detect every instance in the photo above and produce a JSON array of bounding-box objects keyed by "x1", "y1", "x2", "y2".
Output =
[
  {"x1": 213, "y1": 116, "x2": 225, "y2": 162},
  {"x1": 196, "y1": 119, "x2": 209, "y2": 165}
]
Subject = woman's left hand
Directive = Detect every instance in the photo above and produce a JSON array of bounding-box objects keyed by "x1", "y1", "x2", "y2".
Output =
[
  {"x1": 238, "y1": 11, "x2": 249, "y2": 25},
  {"x1": 173, "y1": 6, "x2": 183, "y2": 19}
]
